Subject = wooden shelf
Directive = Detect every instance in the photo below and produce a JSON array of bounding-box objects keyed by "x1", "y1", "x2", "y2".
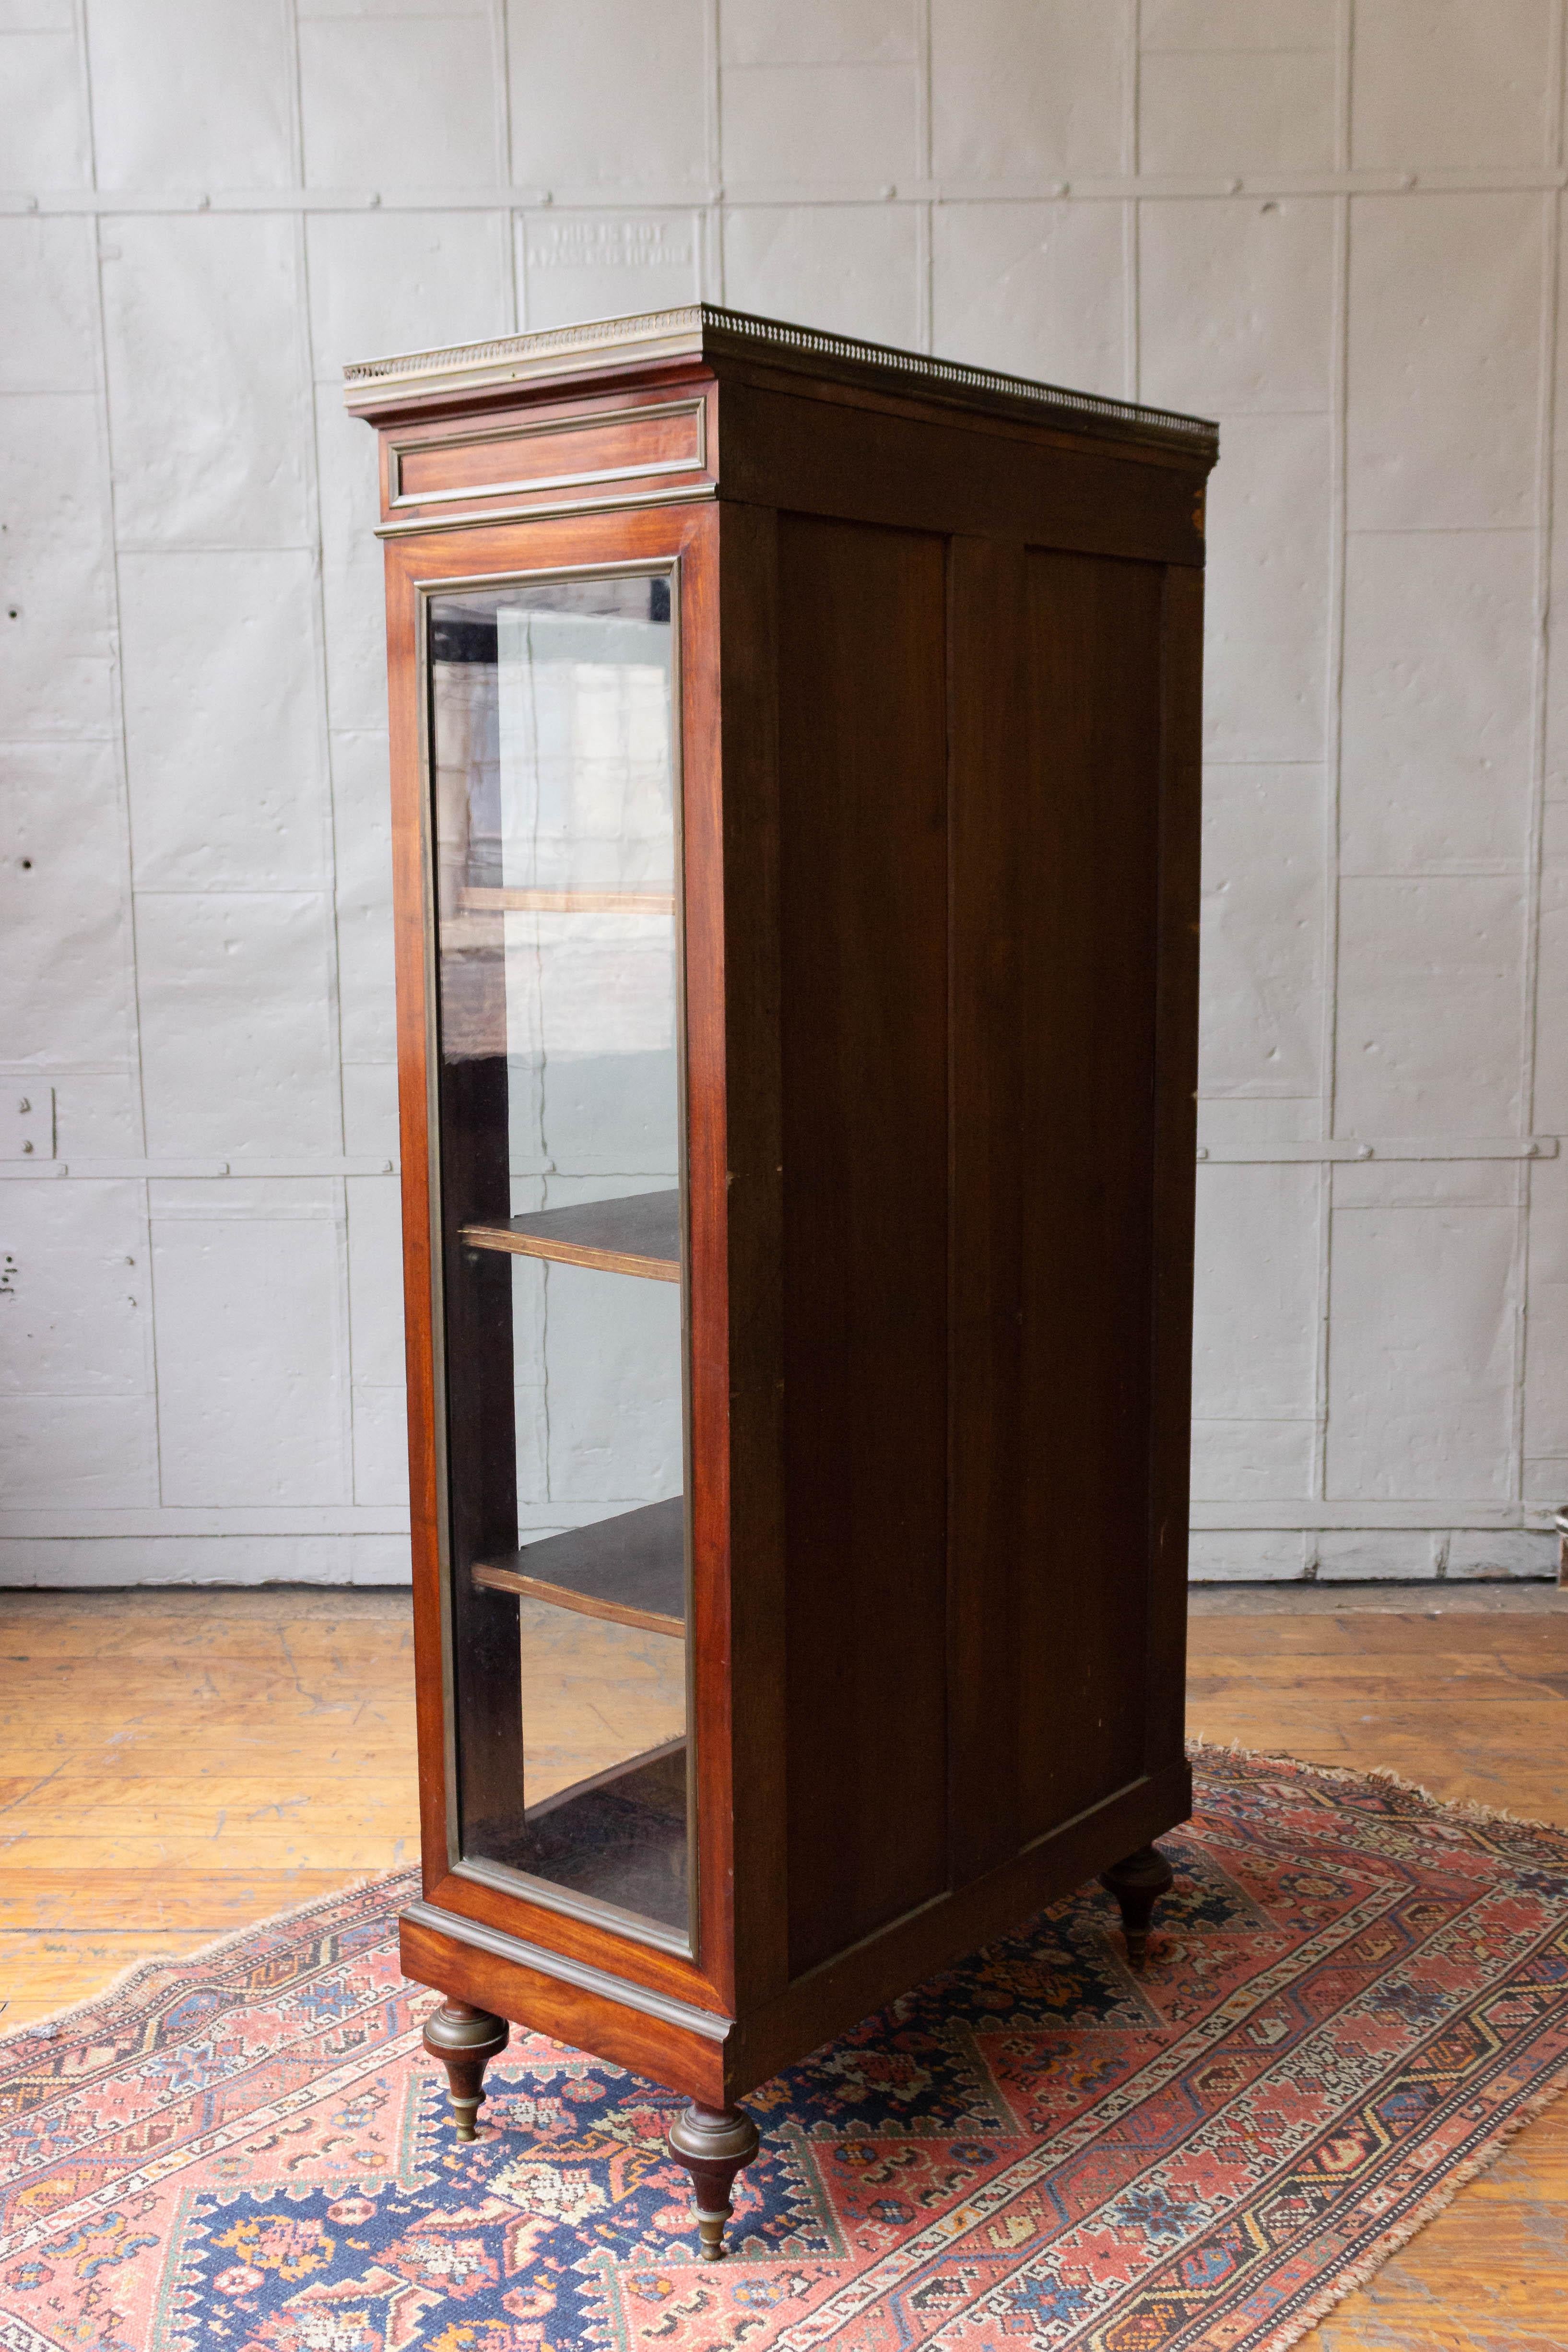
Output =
[
  {"x1": 473, "y1": 1497, "x2": 685, "y2": 1637},
  {"x1": 461, "y1": 1189, "x2": 679, "y2": 1281},
  {"x1": 458, "y1": 886, "x2": 675, "y2": 916},
  {"x1": 471, "y1": 1738, "x2": 688, "y2": 1933}
]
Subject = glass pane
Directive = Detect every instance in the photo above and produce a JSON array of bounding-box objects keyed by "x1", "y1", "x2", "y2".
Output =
[{"x1": 428, "y1": 571, "x2": 689, "y2": 1942}]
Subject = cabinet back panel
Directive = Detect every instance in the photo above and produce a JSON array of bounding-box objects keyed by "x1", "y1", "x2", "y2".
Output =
[{"x1": 778, "y1": 514, "x2": 951, "y2": 1979}]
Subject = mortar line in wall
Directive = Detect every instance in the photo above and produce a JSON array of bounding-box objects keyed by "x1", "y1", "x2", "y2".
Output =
[
  {"x1": 496, "y1": 0, "x2": 523, "y2": 331},
  {"x1": 1335, "y1": 0, "x2": 1354, "y2": 174},
  {"x1": 1514, "y1": 144, "x2": 1562, "y2": 1510},
  {"x1": 1323, "y1": 211, "x2": 1352, "y2": 1129},
  {"x1": 1125, "y1": 0, "x2": 1141, "y2": 178},
  {"x1": 1313, "y1": 0, "x2": 1354, "y2": 1498},
  {"x1": 700, "y1": 203, "x2": 722, "y2": 307},
  {"x1": 1123, "y1": 0, "x2": 1141, "y2": 399},
  {"x1": 918, "y1": 0, "x2": 934, "y2": 355},
  {"x1": 335, "y1": 1175, "x2": 358, "y2": 1507},
  {"x1": 71, "y1": 0, "x2": 97, "y2": 188},
  {"x1": 706, "y1": 0, "x2": 722, "y2": 206},
  {"x1": 490, "y1": 60, "x2": 519, "y2": 329},
  {"x1": 293, "y1": 185, "x2": 365, "y2": 1518},
  {"x1": 1312, "y1": 1159, "x2": 1332, "y2": 1505},
  {"x1": 1342, "y1": 524, "x2": 1541, "y2": 537},
  {"x1": 491, "y1": 0, "x2": 514, "y2": 201},
  {"x1": 73, "y1": 3, "x2": 143, "y2": 1161},
  {"x1": 295, "y1": 259, "x2": 348, "y2": 1162},
  {"x1": 24, "y1": 177, "x2": 1568, "y2": 216},
  {"x1": 706, "y1": 0, "x2": 724, "y2": 302},
  {"x1": 75, "y1": 21, "x2": 158, "y2": 1616}
]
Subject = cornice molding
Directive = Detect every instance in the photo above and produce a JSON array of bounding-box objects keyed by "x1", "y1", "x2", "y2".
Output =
[{"x1": 344, "y1": 303, "x2": 1218, "y2": 458}]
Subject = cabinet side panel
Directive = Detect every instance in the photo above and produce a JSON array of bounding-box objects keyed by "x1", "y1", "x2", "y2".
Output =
[
  {"x1": 947, "y1": 535, "x2": 1028, "y2": 1886},
  {"x1": 1146, "y1": 564, "x2": 1203, "y2": 1764},
  {"x1": 1016, "y1": 549, "x2": 1166, "y2": 1839},
  {"x1": 778, "y1": 514, "x2": 950, "y2": 1979},
  {"x1": 384, "y1": 541, "x2": 454, "y2": 1891},
  {"x1": 716, "y1": 501, "x2": 790, "y2": 2006}
]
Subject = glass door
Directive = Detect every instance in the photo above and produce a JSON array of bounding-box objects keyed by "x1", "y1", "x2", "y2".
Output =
[{"x1": 426, "y1": 567, "x2": 690, "y2": 1947}]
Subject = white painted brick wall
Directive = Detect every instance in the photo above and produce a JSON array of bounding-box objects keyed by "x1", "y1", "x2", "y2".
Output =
[{"x1": 2, "y1": 0, "x2": 1565, "y2": 1584}]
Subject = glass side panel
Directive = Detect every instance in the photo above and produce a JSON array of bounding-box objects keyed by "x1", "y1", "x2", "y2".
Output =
[{"x1": 428, "y1": 571, "x2": 689, "y2": 1944}]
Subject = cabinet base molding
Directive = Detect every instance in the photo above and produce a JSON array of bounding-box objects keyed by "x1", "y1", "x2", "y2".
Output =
[{"x1": 399, "y1": 1901, "x2": 733, "y2": 2106}]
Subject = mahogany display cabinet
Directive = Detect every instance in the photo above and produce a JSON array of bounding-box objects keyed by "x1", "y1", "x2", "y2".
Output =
[{"x1": 346, "y1": 306, "x2": 1218, "y2": 2257}]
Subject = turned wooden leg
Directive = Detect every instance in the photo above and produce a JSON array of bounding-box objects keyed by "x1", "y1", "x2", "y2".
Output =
[
  {"x1": 423, "y1": 2000, "x2": 508, "y2": 2141},
  {"x1": 665, "y1": 2101, "x2": 761, "y2": 2261},
  {"x1": 1099, "y1": 1843, "x2": 1175, "y2": 1971}
]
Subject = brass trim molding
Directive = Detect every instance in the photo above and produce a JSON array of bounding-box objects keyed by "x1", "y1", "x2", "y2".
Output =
[
  {"x1": 346, "y1": 302, "x2": 1218, "y2": 458},
  {"x1": 403, "y1": 1899, "x2": 729, "y2": 2037}
]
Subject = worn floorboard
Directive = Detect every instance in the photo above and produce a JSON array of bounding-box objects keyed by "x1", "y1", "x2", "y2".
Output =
[{"x1": 1, "y1": 1579, "x2": 1565, "y2": 2345}]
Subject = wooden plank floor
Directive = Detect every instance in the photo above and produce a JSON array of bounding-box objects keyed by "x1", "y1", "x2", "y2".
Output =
[
  {"x1": 2, "y1": 1581, "x2": 1566, "y2": 2346},
  {"x1": 1188, "y1": 1584, "x2": 1568, "y2": 2351}
]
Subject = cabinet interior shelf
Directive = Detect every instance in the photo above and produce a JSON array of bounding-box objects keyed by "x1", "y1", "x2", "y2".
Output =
[
  {"x1": 458, "y1": 886, "x2": 675, "y2": 916},
  {"x1": 461, "y1": 1188, "x2": 679, "y2": 1281},
  {"x1": 474, "y1": 1495, "x2": 685, "y2": 1638}
]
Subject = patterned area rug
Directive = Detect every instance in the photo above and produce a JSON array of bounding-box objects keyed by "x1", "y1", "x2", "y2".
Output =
[{"x1": 3, "y1": 1745, "x2": 1567, "y2": 2352}]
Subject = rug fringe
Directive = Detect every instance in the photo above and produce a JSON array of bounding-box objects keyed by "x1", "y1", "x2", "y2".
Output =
[
  {"x1": 5, "y1": 1754, "x2": 1567, "y2": 2346},
  {"x1": 1253, "y1": 2063, "x2": 1568, "y2": 2352},
  {"x1": 1180, "y1": 1736, "x2": 1568, "y2": 2351},
  {"x1": 0, "y1": 1867, "x2": 424, "y2": 2054},
  {"x1": 1185, "y1": 1732, "x2": 1568, "y2": 1835}
]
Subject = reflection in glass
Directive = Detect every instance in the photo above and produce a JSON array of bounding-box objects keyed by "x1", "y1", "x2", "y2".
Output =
[{"x1": 429, "y1": 572, "x2": 688, "y2": 1938}]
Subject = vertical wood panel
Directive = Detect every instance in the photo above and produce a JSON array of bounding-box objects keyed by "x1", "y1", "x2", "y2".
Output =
[
  {"x1": 947, "y1": 534, "x2": 1028, "y2": 1885},
  {"x1": 384, "y1": 539, "x2": 455, "y2": 1891},
  {"x1": 678, "y1": 506, "x2": 739, "y2": 2001},
  {"x1": 715, "y1": 498, "x2": 790, "y2": 2007},
  {"x1": 779, "y1": 513, "x2": 950, "y2": 1979},
  {"x1": 1147, "y1": 563, "x2": 1204, "y2": 1773},
  {"x1": 1014, "y1": 549, "x2": 1166, "y2": 1840}
]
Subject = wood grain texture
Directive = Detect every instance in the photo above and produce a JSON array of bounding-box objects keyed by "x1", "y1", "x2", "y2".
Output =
[
  {"x1": 361, "y1": 347, "x2": 1226, "y2": 2122},
  {"x1": 474, "y1": 1499, "x2": 685, "y2": 1637},
  {"x1": 946, "y1": 534, "x2": 1029, "y2": 1886},
  {"x1": 1015, "y1": 548, "x2": 1165, "y2": 1840},
  {"x1": 713, "y1": 495, "x2": 789, "y2": 2010},
  {"x1": 673, "y1": 503, "x2": 738, "y2": 2012},
  {"x1": 395, "y1": 402, "x2": 705, "y2": 508},
  {"x1": 1188, "y1": 1596, "x2": 1568, "y2": 2352},
  {"x1": 382, "y1": 500, "x2": 733, "y2": 2021},
  {"x1": 6, "y1": 1583, "x2": 1566, "y2": 2352},
  {"x1": 399, "y1": 1912, "x2": 729, "y2": 2106},
  {"x1": 461, "y1": 1189, "x2": 681, "y2": 1281},
  {"x1": 372, "y1": 351, "x2": 1212, "y2": 2081},
  {"x1": 0, "y1": 1589, "x2": 421, "y2": 2028},
  {"x1": 1145, "y1": 565, "x2": 1204, "y2": 1770},
  {"x1": 717, "y1": 378, "x2": 1207, "y2": 567},
  {"x1": 776, "y1": 511, "x2": 951, "y2": 1980}
]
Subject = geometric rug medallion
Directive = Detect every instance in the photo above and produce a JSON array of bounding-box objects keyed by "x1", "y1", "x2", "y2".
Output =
[{"x1": 3, "y1": 1743, "x2": 1566, "y2": 2352}]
